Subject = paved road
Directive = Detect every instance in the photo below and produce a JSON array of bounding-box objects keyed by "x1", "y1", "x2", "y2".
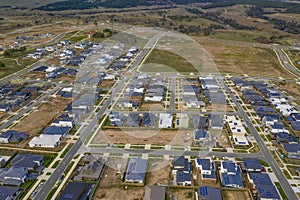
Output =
[
  {"x1": 34, "y1": 35, "x2": 160, "y2": 200},
  {"x1": 274, "y1": 47, "x2": 300, "y2": 78},
  {"x1": 219, "y1": 77, "x2": 298, "y2": 200},
  {"x1": 89, "y1": 147, "x2": 264, "y2": 159}
]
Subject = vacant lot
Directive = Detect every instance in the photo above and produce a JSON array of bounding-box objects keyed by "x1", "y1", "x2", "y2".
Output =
[
  {"x1": 95, "y1": 186, "x2": 144, "y2": 200},
  {"x1": 147, "y1": 159, "x2": 170, "y2": 186},
  {"x1": 199, "y1": 40, "x2": 294, "y2": 79},
  {"x1": 167, "y1": 188, "x2": 195, "y2": 200},
  {"x1": 142, "y1": 48, "x2": 197, "y2": 73},
  {"x1": 92, "y1": 129, "x2": 193, "y2": 146},
  {"x1": 272, "y1": 81, "x2": 300, "y2": 104},
  {"x1": 12, "y1": 97, "x2": 71, "y2": 135},
  {"x1": 222, "y1": 189, "x2": 252, "y2": 200}
]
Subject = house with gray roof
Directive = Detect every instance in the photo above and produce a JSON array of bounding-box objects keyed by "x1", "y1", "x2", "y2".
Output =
[
  {"x1": 125, "y1": 157, "x2": 147, "y2": 184},
  {"x1": 198, "y1": 186, "x2": 222, "y2": 200},
  {"x1": 0, "y1": 130, "x2": 28, "y2": 143},
  {"x1": 0, "y1": 166, "x2": 27, "y2": 186},
  {"x1": 0, "y1": 186, "x2": 20, "y2": 200},
  {"x1": 144, "y1": 186, "x2": 165, "y2": 200},
  {"x1": 11, "y1": 154, "x2": 43, "y2": 171}
]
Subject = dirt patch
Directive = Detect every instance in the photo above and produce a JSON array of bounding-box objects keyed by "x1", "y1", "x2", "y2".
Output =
[
  {"x1": 92, "y1": 129, "x2": 194, "y2": 146},
  {"x1": 95, "y1": 186, "x2": 144, "y2": 200},
  {"x1": 272, "y1": 81, "x2": 300, "y2": 104},
  {"x1": 100, "y1": 157, "x2": 128, "y2": 187},
  {"x1": 167, "y1": 188, "x2": 195, "y2": 200},
  {"x1": 222, "y1": 189, "x2": 252, "y2": 200},
  {"x1": 99, "y1": 80, "x2": 115, "y2": 88},
  {"x1": 12, "y1": 97, "x2": 71, "y2": 135},
  {"x1": 147, "y1": 159, "x2": 171, "y2": 186}
]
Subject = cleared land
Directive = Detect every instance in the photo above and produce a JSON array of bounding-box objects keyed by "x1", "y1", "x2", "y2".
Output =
[
  {"x1": 272, "y1": 81, "x2": 300, "y2": 104},
  {"x1": 198, "y1": 39, "x2": 294, "y2": 78},
  {"x1": 92, "y1": 129, "x2": 194, "y2": 146},
  {"x1": 142, "y1": 48, "x2": 197, "y2": 73},
  {"x1": 222, "y1": 189, "x2": 252, "y2": 200},
  {"x1": 12, "y1": 97, "x2": 71, "y2": 135},
  {"x1": 147, "y1": 159, "x2": 170, "y2": 186},
  {"x1": 95, "y1": 186, "x2": 144, "y2": 200},
  {"x1": 167, "y1": 188, "x2": 195, "y2": 200}
]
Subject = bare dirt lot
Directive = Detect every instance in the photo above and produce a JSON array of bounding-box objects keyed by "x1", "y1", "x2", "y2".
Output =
[
  {"x1": 95, "y1": 157, "x2": 144, "y2": 200},
  {"x1": 222, "y1": 189, "x2": 252, "y2": 200},
  {"x1": 12, "y1": 97, "x2": 71, "y2": 135},
  {"x1": 147, "y1": 159, "x2": 171, "y2": 186},
  {"x1": 167, "y1": 188, "x2": 195, "y2": 200},
  {"x1": 92, "y1": 129, "x2": 194, "y2": 146},
  {"x1": 95, "y1": 186, "x2": 144, "y2": 200}
]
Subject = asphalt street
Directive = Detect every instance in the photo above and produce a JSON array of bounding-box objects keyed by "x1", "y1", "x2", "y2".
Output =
[{"x1": 34, "y1": 35, "x2": 160, "y2": 200}]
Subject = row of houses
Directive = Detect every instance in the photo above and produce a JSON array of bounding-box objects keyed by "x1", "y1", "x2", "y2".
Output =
[
  {"x1": 29, "y1": 113, "x2": 75, "y2": 148},
  {"x1": 144, "y1": 78, "x2": 167, "y2": 103},
  {"x1": 234, "y1": 78, "x2": 300, "y2": 159},
  {"x1": 106, "y1": 46, "x2": 139, "y2": 70},
  {"x1": 33, "y1": 65, "x2": 77, "y2": 79},
  {"x1": 200, "y1": 77, "x2": 227, "y2": 104},
  {"x1": 0, "y1": 83, "x2": 42, "y2": 112},
  {"x1": 0, "y1": 154, "x2": 44, "y2": 186},
  {"x1": 181, "y1": 80, "x2": 204, "y2": 109}
]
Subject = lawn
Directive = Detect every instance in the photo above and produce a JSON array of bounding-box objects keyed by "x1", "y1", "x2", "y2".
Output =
[
  {"x1": 142, "y1": 48, "x2": 198, "y2": 73},
  {"x1": 274, "y1": 182, "x2": 288, "y2": 200}
]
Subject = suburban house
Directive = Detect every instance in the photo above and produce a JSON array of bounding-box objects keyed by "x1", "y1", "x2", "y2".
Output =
[
  {"x1": 125, "y1": 157, "x2": 147, "y2": 184},
  {"x1": 144, "y1": 186, "x2": 165, "y2": 200},
  {"x1": 244, "y1": 158, "x2": 262, "y2": 172},
  {"x1": 109, "y1": 111, "x2": 126, "y2": 126},
  {"x1": 193, "y1": 115, "x2": 208, "y2": 129},
  {"x1": 225, "y1": 115, "x2": 249, "y2": 146},
  {"x1": 0, "y1": 166, "x2": 27, "y2": 186},
  {"x1": 0, "y1": 186, "x2": 20, "y2": 200},
  {"x1": 198, "y1": 186, "x2": 222, "y2": 200},
  {"x1": 51, "y1": 114, "x2": 75, "y2": 128},
  {"x1": 220, "y1": 161, "x2": 243, "y2": 188},
  {"x1": 193, "y1": 129, "x2": 210, "y2": 145},
  {"x1": 11, "y1": 154, "x2": 43, "y2": 171},
  {"x1": 73, "y1": 155, "x2": 106, "y2": 181},
  {"x1": 172, "y1": 156, "x2": 192, "y2": 186},
  {"x1": 209, "y1": 114, "x2": 224, "y2": 130},
  {"x1": 0, "y1": 130, "x2": 28, "y2": 143},
  {"x1": 29, "y1": 134, "x2": 61, "y2": 148},
  {"x1": 248, "y1": 172, "x2": 280, "y2": 200},
  {"x1": 283, "y1": 144, "x2": 300, "y2": 159},
  {"x1": 159, "y1": 113, "x2": 173, "y2": 128},
  {"x1": 58, "y1": 182, "x2": 94, "y2": 200},
  {"x1": 43, "y1": 126, "x2": 70, "y2": 137},
  {"x1": 195, "y1": 158, "x2": 216, "y2": 180}
]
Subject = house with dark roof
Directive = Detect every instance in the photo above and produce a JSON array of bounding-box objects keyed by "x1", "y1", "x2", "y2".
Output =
[
  {"x1": 276, "y1": 132, "x2": 298, "y2": 144},
  {"x1": 126, "y1": 113, "x2": 141, "y2": 127},
  {"x1": 195, "y1": 158, "x2": 216, "y2": 180},
  {"x1": 0, "y1": 130, "x2": 28, "y2": 143},
  {"x1": 176, "y1": 170, "x2": 192, "y2": 186},
  {"x1": 0, "y1": 166, "x2": 27, "y2": 186},
  {"x1": 291, "y1": 121, "x2": 300, "y2": 131},
  {"x1": 172, "y1": 156, "x2": 192, "y2": 186},
  {"x1": 283, "y1": 144, "x2": 300, "y2": 159},
  {"x1": 0, "y1": 186, "x2": 20, "y2": 199},
  {"x1": 142, "y1": 113, "x2": 157, "y2": 127},
  {"x1": 193, "y1": 129, "x2": 209, "y2": 145},
  {"x1": 220, "y1": 161, "x2": 243, "y2": 188},
  {"x1": 144, "y1": 186, "x2": 165, "y2": 200},
  {"x1": 198, "y1": 186, "x2": 222, "y2": 200},
  {"x1": 209, "y1": 114, "x2": 223, "y2": 130},
  {"x1": 125, "y1": 157, "x2": 147, "y2": 184},
  {"x1": 193, "y1": 116, "x2": 207, "y2": 129},
  {"x1": 73, "y1": 156, "x2": 106, "y2": 181},
  {"x1": 43, "y1": 126, "x2": 70, "y2": 137},
  {"x1": 244, "y1": 158, "x2": 262, "y2": 172},
  {"x1": 58, "y1": 182, "x2": 94, "y2": 200},
  {"x1": 51, "y1": 114, "x2": 75, "y2": 128},
  {"x1": 11, "y1": 154, "x2": 43, "y2": 171},
  {"x1": 248, "y1": 172, "x2": 280, "y2": 200}
]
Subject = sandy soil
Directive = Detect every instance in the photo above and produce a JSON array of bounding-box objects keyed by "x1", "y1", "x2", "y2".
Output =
[
  {"x1": 92, "y1": 129, "x2": 194, "y2": 146},
  {"x1": 222, "y1": 189, "x2": 252, "y2": 200}
]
